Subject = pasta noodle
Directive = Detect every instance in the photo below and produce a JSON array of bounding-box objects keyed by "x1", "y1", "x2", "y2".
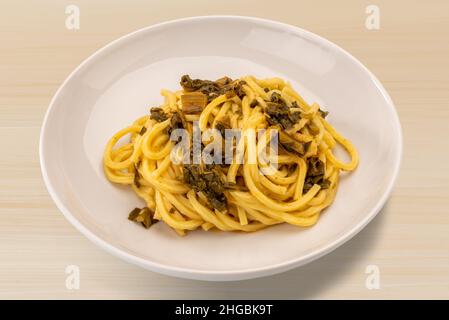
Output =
[{"x1": 103, "y1": 75, "x2": 358, "y2": 235}]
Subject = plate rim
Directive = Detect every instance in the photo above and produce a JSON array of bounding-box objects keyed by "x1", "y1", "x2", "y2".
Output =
[{"x1": 39, "y1": 15, "x2": 403, "y2": 281}]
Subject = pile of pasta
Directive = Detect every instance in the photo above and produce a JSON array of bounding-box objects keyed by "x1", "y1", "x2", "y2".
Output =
[{"x1": 103, "y1": 75, "x2": 358, "y2": 235}]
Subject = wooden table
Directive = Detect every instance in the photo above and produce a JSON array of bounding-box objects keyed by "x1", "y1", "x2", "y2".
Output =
[{"x1": 1, "y1": 0, "x2": 448, "y2": 299}]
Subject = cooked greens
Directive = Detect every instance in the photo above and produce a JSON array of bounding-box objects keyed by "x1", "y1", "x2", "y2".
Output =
[
  {"x1": 214, "y1": 119, "x2": 231, "y2": 138},
  {"x1": 303, "y1": 157, "x2": 331, "y2": 194},
  {"x1": 139, "y1": 126, "x2": 147, "y2": 135},
  {"x1": 180, "y1": 74, "x2": 246, "y2": 102},
  {"x1": 318, "y1": 108, "x2": 329, "y2": 118},
  {"x1": 265, "y1": 92, "x2": 301, "y2": 129},
  {"x1": 150, "y1": 107, "x2": 168, "y2": 122},
  {"x1": 133, "y1": 165, "x2": 141, "y2": 188},
  {"x1": 128, "y1": 207, "x2": 155, "y2": 229},
  {"x1": 183, "y1": 164, "x2": 227, "y2": 211}
]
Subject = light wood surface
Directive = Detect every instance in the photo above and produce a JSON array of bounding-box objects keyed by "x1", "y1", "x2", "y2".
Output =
[{"x1": 1, "y1": 0, "x2": 448, "y2": 299}]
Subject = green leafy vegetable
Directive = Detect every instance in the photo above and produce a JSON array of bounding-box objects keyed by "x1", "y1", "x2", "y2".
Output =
[
  {"x1": 139, "y1": 126, "x2": 147, "y2": 135},
  {"x1": 265, "y1": 93, "x2": 301, "y2": 129},
  {"x1": 168, "y1": 110, "x2": 187, "y2": 138},
  {"x1": 180, "y1": 75, "x2": 246, "y2": 102},
  {"x1": 128, "y1": 207, "x2": 155, "y2": 229},
  {"x1": 214, "y1": 119, "x2": 231, "y2": 138},
  {"x1": 303, "y1": 157, "x2": 331, "y2": 194},
  {"x1": 318, "y1": 108, "x2": 329, "y2": 118},
  {"x1": 133, "y1": 165, "x2": 141, "y2": 188},
  {"x1": 150, "y1": 107, "x2": 168, "y2": 122},
  {"x1": 183, "y1": 164, "x2": 227, "y2": 211}
]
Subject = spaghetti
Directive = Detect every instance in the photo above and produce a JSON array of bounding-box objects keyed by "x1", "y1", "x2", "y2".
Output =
[{"x1": 103, "y1": 75, "x2": 358, "y2": 235}]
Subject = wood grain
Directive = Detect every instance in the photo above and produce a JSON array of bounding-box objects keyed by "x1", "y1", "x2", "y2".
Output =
[{"x1": 1, "y1": 0, "x2": 448, "y2": 299}]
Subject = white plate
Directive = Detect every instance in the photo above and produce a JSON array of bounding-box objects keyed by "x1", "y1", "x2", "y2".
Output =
[{"x1": 40, "y1": 16, "x2": 402, "y2": 281}]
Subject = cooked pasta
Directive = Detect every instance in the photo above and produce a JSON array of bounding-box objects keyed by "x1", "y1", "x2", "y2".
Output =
[{"x1": 103, "y1": 75, "x2": 358, "y2": 235}]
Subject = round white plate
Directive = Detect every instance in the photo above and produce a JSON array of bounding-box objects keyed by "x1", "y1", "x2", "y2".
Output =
[{"x1": 40, "y1": 16, "x2": 402, "y2": 281}]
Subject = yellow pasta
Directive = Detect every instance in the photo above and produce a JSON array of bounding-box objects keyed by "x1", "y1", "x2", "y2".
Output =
[{"x1": 103, "y1": 75, "x2": 358, "y2": 235}]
